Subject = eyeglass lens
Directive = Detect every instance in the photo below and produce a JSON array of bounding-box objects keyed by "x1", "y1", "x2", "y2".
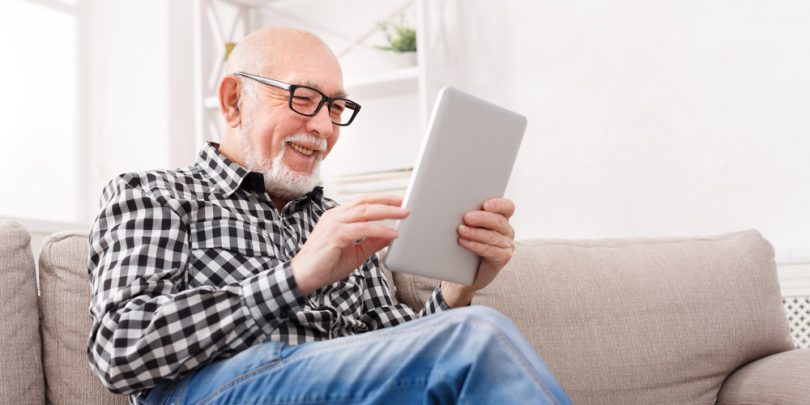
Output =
[{"x1": 291, "y1": 86, "x2": 355, "y2": 125}]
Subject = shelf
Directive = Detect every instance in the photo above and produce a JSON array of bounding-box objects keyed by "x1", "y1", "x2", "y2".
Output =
[
  {"x1": 326, "y1": 167, "x2": 413, "y2": 181},
  {"x1": 321, "y1": 167, "x2": 413, "y2": 204},
  {"x1": 345, "y1": 66, "x2": 418, "y2": 99}
]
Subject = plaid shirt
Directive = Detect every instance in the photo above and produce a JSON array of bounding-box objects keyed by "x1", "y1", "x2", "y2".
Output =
[{"x1": 87, "y1": 142, "x2": 449, "y2": 396}]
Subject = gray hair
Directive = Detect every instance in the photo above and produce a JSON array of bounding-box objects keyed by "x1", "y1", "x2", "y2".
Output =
[{"x1": 221, "y1": 43, "x2": 274, "y2": 108}]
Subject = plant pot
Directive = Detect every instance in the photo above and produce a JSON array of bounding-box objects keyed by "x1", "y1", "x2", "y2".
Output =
[{"x1": 385, "y1": 51, "x2": 417, "y2": 68}]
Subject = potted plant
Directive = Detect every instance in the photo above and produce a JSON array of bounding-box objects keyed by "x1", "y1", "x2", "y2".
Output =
[{"x1": 376, "y1": 19, "x2": 417, "y2": 67}]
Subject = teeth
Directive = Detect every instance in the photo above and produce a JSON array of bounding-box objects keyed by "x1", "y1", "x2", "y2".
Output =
[{"x1": 289, "y1": 142, "x2": 314, "y2": 156}]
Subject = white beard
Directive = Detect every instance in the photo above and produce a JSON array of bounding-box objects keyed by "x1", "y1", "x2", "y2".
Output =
[{"x1": 239, "y1": 126, "x2": 324, "y2": 200}]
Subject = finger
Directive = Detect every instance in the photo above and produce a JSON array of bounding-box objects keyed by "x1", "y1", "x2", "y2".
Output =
[
  {"x1": 457, "y1": 225, "x2": 514, "y2": 249},
  {"x1": 360, "y1": 236, "x2": 395, "y2": 255},
  {"x1": 344, "y1": 195, "x2": 404, "y2": 209},
  {"x1": 482, "y1": 198, "x2": 515, "y2": 219},
  {"x1": 458, "y1": 238, "x2": 511, "y2": 265},
  {"x1": 342, "y1": 222, "x2": 399, "y2": 244},
  {"x1": 335, "y1": 204, "x2": 409, "y2": 223},
  {"x1": 463, "y1": 211, "x2": 514, "y2": 239}
]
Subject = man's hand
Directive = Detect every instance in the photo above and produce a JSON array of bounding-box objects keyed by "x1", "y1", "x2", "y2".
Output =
[
  {"x1": 291, "y1": 195, "x2": 408, "y2": 295},
  {"x1": 442, "y1": 198, "x2": 516, "y2": 307}
]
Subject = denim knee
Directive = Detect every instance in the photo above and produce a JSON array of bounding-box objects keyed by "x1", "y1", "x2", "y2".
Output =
[
  {"x1": 436, "y1": 306, "x2": 524, "y2": 345},
  {"x1": 449, "y1": 306, "x2": 516, "y2": 330}
]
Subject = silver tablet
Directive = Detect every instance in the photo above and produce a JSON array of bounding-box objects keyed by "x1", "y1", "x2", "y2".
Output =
[{"x1": 383, "y1": 87, "x2": 526, "y2": 285}]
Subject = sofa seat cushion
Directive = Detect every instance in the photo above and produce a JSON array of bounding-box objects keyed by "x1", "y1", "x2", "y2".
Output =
[
  {"x1": 39, "y1": 230, "x2": 127, "y2": 405},
  {"x1": 0, "y1": 220, "x2": 45, "y2": 405},
  {"x1": 717, "y1": 348, "x2": 810, "y2": 405},
  {"x1": 392, "y1": 230, "x2": 794, "y2": 405}
]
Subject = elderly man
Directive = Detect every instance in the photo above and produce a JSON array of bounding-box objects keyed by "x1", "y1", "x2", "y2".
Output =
[{"x1": 88, "y1": 27, "x2": 569, "y2": 404}]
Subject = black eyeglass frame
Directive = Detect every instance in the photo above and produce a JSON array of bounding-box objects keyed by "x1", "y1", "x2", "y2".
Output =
[{"x1": 234, "y1": 71, "x2": 361, "y2": 126}]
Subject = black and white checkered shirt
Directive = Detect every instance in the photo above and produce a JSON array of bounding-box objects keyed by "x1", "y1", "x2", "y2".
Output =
[{"x1": 87, "y1": 142, "x2": 449, "y2": 396}]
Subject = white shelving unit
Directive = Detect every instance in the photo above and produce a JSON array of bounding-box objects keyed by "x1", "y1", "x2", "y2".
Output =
[
  {"x1": 344, "y1": 66, "x2": 419, "y2": 100},
  {"x1": 192, "y1": 0, "x2": 254, "y2": 152}
]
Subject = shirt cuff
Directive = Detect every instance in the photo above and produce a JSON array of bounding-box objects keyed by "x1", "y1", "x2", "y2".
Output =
[
  {"x1": 422, "y1": 286, "x2": 452, "y2": 316},
  {"x1": 240, "y1": 261, "x2": 307, "y2": 334}
]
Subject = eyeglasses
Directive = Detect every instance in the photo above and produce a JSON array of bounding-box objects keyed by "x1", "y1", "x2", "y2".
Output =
[{"x1": 234, "y1": 71, "x2": 361, "y2": 126}]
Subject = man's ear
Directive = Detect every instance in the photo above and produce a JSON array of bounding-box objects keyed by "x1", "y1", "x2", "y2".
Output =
[{"x1": 219, "y1": 75, "x2": 242, "y2": 128}]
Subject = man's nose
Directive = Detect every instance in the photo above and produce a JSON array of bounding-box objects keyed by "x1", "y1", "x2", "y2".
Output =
[{"x1": 306, "y1": 103, "x2": 334, "y2": 138}]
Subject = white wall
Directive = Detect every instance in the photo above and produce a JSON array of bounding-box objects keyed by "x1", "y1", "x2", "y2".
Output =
[
  {"x1": 86, "y1": 0, "x2": 168, "y2": 216},
  {"x1": 84, "y1": 0, "x2": 195, "y2": 224},
  {"x1": 0, "y1": 1, "x2": 81, "y2": 224},
  {"x1": 452, "y1": 1, "x2": 810, "y2": 252}
]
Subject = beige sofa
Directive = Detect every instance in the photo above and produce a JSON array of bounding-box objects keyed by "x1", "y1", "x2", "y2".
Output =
[{"x1": 1, "y1": 218, "x2": 808, "y2": 404}]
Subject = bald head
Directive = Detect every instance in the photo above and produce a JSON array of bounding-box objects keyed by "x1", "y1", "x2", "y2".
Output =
[{"x1": 223, "y1": 27, "x2": 342, "y2": 83}]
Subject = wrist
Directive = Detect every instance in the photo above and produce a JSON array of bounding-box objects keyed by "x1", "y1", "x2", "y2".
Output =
[
  {"x1": 440, "y1": 282, "x2": 475, "y2": 308},
  {"x1": 290, "y1": 256, "x2": 317, "y2": 296}
]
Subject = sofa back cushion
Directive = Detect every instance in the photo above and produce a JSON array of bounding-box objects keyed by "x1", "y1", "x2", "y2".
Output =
[
  {"x1": 0, "y1": 220, "x2": 45, "y2": 405},
  {"x1": 38, "y1": 231, "x2": 127, "y2": 405},
  {"x1": 393, "y1": 230, "x2": 794, "y2": 405}
]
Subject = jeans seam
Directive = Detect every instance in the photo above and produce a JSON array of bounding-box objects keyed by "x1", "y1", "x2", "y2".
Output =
[
  {"x1": 278, "y1": 312, "x2": 561, "y2": 405},
  {"x1": 174, "y1": 378, "x2": 189, "y2": 405},
  {"x1": 189, "y1": 308, "x2": 563, "y2": 405},
  {"x1": 280, "y1": 314, "x2": 451, "y2": 365},
  {"x1": 198, "y1": 375, "x2": 427, "y2": 405},
  {"x1": 193, "y1": 317, "x2": 448, "y2": 405},
  {"x1": 273, "y1": 381, "x2": 430, "y2": 405},
  {"x1": 194, "y1": 358, "x2": 285, "y2": 405},
  {"x1": 464, "y1": 316, "x2": 562, "y2": 405}
]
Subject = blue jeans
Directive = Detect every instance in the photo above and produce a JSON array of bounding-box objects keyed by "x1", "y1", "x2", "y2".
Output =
[{"x1": 141, "y1": 306, "x2": 570, "y2": 405}]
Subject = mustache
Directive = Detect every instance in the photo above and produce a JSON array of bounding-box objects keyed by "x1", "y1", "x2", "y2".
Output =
[{"x1": 283, "y1": 133, "x2": 327, "y2": 152}]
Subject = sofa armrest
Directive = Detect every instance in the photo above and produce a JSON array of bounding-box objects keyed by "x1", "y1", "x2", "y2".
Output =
[{"x1": 717, "y1": 348, "x2": 810, "y2": 405}]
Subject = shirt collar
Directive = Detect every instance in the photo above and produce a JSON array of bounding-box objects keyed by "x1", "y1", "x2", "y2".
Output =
[
  {"x1": 196, "y1": 142, "x2": 251, "y2": 197},
  {"x1": 196, "y1": 142, "x2": 324, "y2": 202}
]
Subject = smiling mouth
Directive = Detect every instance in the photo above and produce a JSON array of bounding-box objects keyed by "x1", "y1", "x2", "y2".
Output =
[{"x1": 288, "y1": 142, "x2": 317, "y2": 157}]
